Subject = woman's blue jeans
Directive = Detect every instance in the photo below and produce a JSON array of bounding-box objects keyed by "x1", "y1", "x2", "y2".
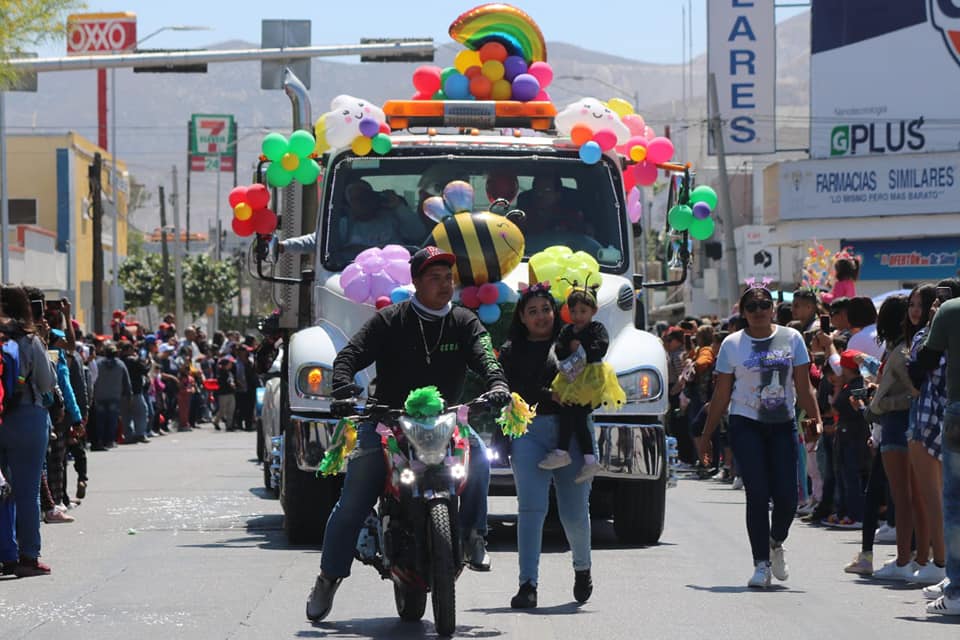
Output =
[
  {"x1": 510, "y1": 414, "x2": 594, "y2": 586},
  {"x1": 94, "y1": 399, "x2": 122, "y2": 448},
  {"x1": 320, "y1": 420, "x2": 490, "y2": 578},
  {"x1": 0, "y1": 404, "x2": 51, "y2": 560},
  {"x1": 727, "y1": 415, "x2": 798, "y2": 563}
]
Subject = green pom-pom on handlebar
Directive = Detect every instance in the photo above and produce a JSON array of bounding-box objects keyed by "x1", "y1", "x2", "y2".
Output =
[{"x1": 404, "y1": 386, "x2": 445, "y2": 418}]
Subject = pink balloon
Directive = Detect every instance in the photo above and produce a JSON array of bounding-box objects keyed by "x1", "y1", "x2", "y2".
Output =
[
  {"x1": 527, "y1": 61, "x2": 553, "y2": 88},
  {"x1": 413, "y1": 91, "x2": 432, "y2": 101},
  {"x1": 622, "y1": 168, "x2": 637, "y2": 193},
  {"x1": 340, "y1": 262, "x2": 364, "y2": 289},
  {"x1": 360, "y1": 255, "x2": 386, "y2": 274},
  {"x1": 381, "y1": 244, "x2": 411, "y2": 261},
  {"x1": 643, "y1": 125, "x2": 656, "y2": 139},
  {"x1": 477, "y1": 283, "x2": 499, "y2": 305},
  {"x1": 460, "y1": 286, "x2": 481, "y2": 309},
  {"x1": 626, "y1": 135, "x2": 648, "y2": 149},
  {"x1": 385, "y1": 259, "x2": 412, "y2": 285},
  {"x1": 343, "y1": 274, "x2": 371, "y2": 303},
  {"x1": 535, "y1": 89, "x2": 551, "y2": 101},
  {"x1": 627, "y1": 187, "x2": 642, "y2": 224},
  {"x1": 633, "y1": 161, "x2": 659, "y2": 187},
  {"x1": 355, "y1": 247, "x2": 381, "y2": 264},
  {"x1": 645, "y1": 137, "x2": 675, "y2": 164},
  {"x1": 622, "y1": 114, "x2": 646, "y2": 136},
  {"x1": 592, "y1": 129, "x2": 617, "y2": 152},
  {"x1": 413, "y1": 65, "x2": 442, "y2": 95}
]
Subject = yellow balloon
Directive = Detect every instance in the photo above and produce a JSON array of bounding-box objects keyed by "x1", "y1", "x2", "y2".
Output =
[
  {"x1": 234, "y1": 202, "x2": 253, "y2": 221},
  {"x1": 455, "y1": 49, "x2": 481, "y2": 73},
  {"x1": 491, "y1": 79, "x2": 512, "y2": 100},
  {"x1": 280, "y1": 152, "x2": 300, "y2": 171},
  {"x1": 313, "y1": 113, "x2": 330, "y2": 155},
  {"x1": 606, "y1": 98, "x2": 635, "y2": 117},
  {"x1": 630, "y1": 145, "x2": 647, "y2": 162},
  {"x1": 481, "y1": 59, "x2": 505, "y2": 81},
  {"x1": 351, "y1": 136, "x2": 372, "y2": 156}
]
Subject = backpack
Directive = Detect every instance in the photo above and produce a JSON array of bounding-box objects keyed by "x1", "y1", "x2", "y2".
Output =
[{"x1": 1, "y1": 338, "x2": 25, "y2": 412}]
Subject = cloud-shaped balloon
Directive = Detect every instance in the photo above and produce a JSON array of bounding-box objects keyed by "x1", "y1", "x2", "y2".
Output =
[
  {"x1": 555, "y1": 98, "x2": 631, "y2": 144},
  {"x1": 319, "y1": 95, "x2": 387, "y2": 149}
]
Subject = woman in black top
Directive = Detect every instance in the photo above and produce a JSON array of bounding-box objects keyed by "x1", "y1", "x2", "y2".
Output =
[{"x1": 498, "y1": 283, "x2": 595, "y2": 610}]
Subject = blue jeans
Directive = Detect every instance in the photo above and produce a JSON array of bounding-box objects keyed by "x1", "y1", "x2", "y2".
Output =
[
  {"x1": 0, "y1": 404, "x2": 51, "y2": 559},
  {"x1": 879, "y1": 410, "x2": 910, "y2": 453},
  {"x1": 943, "y1": 401, "x2": 960, "y2": 599},
  {"x1": 836, "y1": 429, "x2": 867, "y2": 522},
  {"x1": 95, "y1": 399, "x2": 122, "y2": 448},
  {"x1": 510, "y1": 414, "x2": 594, "y2": 586},
  {"x1": 727, "y1": 415, "x2": 798, "y2": 563},
  {"x1": 320, "y1": 420, "x2": 490, "y2": 578},
  {"x1": 126, "y1": 393, "x2": 148, "y2": 439},
  {"x1": 796, "y1": 424, "x2": 809, "y2": 504}
]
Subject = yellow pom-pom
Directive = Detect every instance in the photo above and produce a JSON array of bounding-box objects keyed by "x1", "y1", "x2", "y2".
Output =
[
  {"x1": 234, "y1": 203, "x2": 253, "y2": 221},
  {"x1": 351, "y1": 136, "x2": 372, "y2": 156},
  {"x1": 280, "y1": 152, "x2": 300, "y2": 171},
  {"x1": 630, "y1": 145, "x2": 647, "y2": 162}
]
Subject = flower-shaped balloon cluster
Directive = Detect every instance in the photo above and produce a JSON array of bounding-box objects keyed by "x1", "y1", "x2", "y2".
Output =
[
  {"x1": 527, "y1": 246, "x2": 601, "y2": 302},
  {"x1": 667, "y1": 185, "x2": 719, "y2": 241},
  {"x1": 459, "y1": 281, "x2": 517, "y2": 324},
  {"x1": 228, "y1": 183, "x2": 276, "y2": 237},
  {"x1": 261, "y1": 131, "x2": 321, "y2": 188},
  {"x1": 340, "y1": 245, "x2": 413, "y2": 306},
  {"x1": 313, "y1": 95, "x2": 391, "y2": 157}
]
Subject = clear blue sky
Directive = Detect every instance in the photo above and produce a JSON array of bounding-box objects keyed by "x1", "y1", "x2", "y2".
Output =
[{"x1": 35, "y1": 0, "x2": 808, "y2": 63}]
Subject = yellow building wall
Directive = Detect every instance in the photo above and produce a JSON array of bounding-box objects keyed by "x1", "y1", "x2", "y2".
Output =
[{"x1": 6, "y1": 133, "x2": 129, "y2": 328}]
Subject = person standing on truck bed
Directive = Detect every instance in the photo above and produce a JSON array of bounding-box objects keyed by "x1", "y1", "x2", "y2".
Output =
[{"x1": 305, "y1": 246, "x2": 513, "y2": 623}]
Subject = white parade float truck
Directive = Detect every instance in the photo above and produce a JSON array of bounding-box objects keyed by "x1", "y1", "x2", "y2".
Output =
[{"x1": 253, "y1": 71, "x2": 691, "y2": 546}]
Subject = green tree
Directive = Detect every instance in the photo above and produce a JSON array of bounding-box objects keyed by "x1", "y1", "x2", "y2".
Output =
[
  {"x1": 117, "y1": 251, "x2": 164, "y2": 309},
  {"x1": 182, "y1": 254, "x2": 240, "y2": 319},
  {"x1": 0, "y1": 0, "x2": 85, "y2": 89}
]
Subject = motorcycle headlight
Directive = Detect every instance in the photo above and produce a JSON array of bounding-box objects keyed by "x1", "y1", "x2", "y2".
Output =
[
  {"x1": 399, "y1": 413, "x2": 458, "y2": 465},
  {"x1": 296, "y1": 364, "x2": 334, "y2": 398},
  {"x1": 617, "y1": 368, "x2": 663, "y2": 402}
]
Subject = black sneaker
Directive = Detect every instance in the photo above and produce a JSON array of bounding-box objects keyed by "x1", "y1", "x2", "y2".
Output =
[
  {"x1": 306, "y1": 574, "x2": 342, "y2": 622},
  {"x1": 510, "y1": 581, "x2": 537, "y2": 609},
  {"x1": 573, "y1": 569, "x2": 593, "y2": 603}
]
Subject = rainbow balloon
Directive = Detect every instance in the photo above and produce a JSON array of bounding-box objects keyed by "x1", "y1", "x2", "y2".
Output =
[{"x1": 449, "y1": 3, "x2": 547, "y2": 63}]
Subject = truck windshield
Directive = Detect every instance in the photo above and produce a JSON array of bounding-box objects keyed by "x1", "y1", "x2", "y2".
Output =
[{"x1": 320, "y1": 154, "x2": 628, "y2": 273}]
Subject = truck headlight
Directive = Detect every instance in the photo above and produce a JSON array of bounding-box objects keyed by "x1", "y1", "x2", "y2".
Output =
[
  {"x1": 296, "y1": 364, "x2": 334, "y2": 398},
  {"x1": 617, "y1": 368, "x2": 663, "y2": 402}
]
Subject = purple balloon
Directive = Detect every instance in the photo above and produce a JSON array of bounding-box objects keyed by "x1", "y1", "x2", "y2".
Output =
[
  {"x1": 381, "y1": 244, "x2": 410, "y2": 261},
  {"x1": 369, "y1": 272, "x2": 396, "y2": 301},
  {"x1": 510, "y1": 74, "x2": 541, "y2": 102},
  {"x1": 385, "y1": 259, "x2": 411, "y2": 285},
  {"x1": 358, "y1": 117, "x2": 379, "y2": 138},
  {"x1": 343, "y1": 274, "x2": 371, "y2": 303},
  {"x1": 692, "y1": 202, "x2": 712, "y2": 220},
  {"x1": 340, "y1": 262, "x2": 364, "y2": 288},
  {"x1": 503, "y1": 55, "x2": 528, "y2": 81}
]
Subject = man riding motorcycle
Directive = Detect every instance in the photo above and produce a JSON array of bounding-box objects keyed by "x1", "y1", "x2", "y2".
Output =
[{"x1": 306, "y1": 246, "x2": 512, "y2": 622}]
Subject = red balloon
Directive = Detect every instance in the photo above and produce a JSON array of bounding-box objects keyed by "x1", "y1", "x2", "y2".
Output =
[
  {"x1": 560, "y1": 303, "x2": 571, "y2": 324},
  {"x1": 413, "y1": 91, "x2": 432, "y2": 100},
  {"x1": 622, "y1": 168, "x2": 637, "y2": 193},
  {"x1": 464, "y1": 65, "x2": 482, "y2": 79},
  {"x1": 252, "y1": 208, "x2": 278, "y2": 235},
  {"x1": 412, "y1": 65, "x2": 442, "y2": 95},
  {"x1": 477, "y1": 283, "x2": 499, "y2": 305},
  {"x1": 460, "y1": 286, "x2": 481, "y2": 309},
  {"x1": 228, "y1": 186, "x2": 248, "y2": 208},
  {"x1": 633, "y1": 161, "x2": 659, "y2": 187},
  {"x1": 478, "y1": 42, "x2": 508, "y2": 63},
  {"x1": 592, "y1": 129, "x2": 617, "y2": 152},
  {"x1": 375, "y1": 296, "x2": 392, "y2": 310},
  {"x1": 232, "y1": 215, "x2": 255, "y2": 237},
  {"x1": 246, "y1": 183, "x2": 269, "y2": 210},
  {"x1": 378, "y1": 122, "x2": 391, "y2": 134},
  {"x1": 469, "y1": 74, "x2": 492, "y2": 99}
]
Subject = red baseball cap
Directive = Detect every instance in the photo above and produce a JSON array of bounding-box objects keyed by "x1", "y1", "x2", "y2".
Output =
[
  {"x1": 839, "y1": 350, "x2": 862, "y2": 371},
  {"x1": 409, "y1": 246, "x2": 456, "y2": 278}
]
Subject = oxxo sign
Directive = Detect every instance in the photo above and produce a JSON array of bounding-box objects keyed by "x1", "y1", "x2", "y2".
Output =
[
  {"x1": 707, "y1": 0, "x2": 775, "y2": 154},
  {"x1": 67, "y1": 13, "x2": 137, "y2": 55}
]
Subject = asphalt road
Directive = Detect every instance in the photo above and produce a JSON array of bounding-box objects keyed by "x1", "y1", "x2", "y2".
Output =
[{"x1": 1, "y1": 427, "x2": 956, "y2": 639}]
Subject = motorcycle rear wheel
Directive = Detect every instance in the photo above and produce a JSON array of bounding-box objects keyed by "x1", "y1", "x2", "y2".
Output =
[
  {"x1": 394, "y1": 582, "x2": 427, "y2": 622},
  {"x1": 428, "y1": 500, "x2": 457, "y2": 637}
]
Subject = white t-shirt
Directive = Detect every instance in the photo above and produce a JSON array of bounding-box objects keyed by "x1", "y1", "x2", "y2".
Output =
[
  {"x1": 847, "y1": 324, "x2": 885, "y2": 360},
  {"x1": 716, "y1": 325, "x2": 810, "y2": 423}
]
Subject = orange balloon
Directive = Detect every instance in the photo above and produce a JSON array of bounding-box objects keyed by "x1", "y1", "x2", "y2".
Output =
[
  {"x1": 464, "y1": 65, "x2": 482, "y2": 79},
  {"x1": 570, "y1": 123, "x2": 593, "y2": 146},
  {"x1": 469, "y1": 74, "x2": 492, "y2": 99},
  {"x1": 560, "y1": 303, "x2": 572, "y2": 324},
  {"x1": 478, "y1": 41, "x2": 508, "y2": 62}
]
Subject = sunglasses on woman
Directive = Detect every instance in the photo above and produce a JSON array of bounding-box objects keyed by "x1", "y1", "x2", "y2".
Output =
[{"x1": 743, "y1": 299, "x2": 773, "y2": 313}]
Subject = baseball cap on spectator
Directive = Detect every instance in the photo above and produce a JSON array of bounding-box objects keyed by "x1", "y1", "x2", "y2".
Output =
[
  {"x1": 112, "y1": 309, "x2": 125, "y2": 319},
  {"x1": 663, "y1": 326, "x2": 685, "y2": 342},
  {"x1": 49, "y1": 328, "x2": 66, "y2": 343},
  {"x1": 839, "y1": 350, "x2": 862, "y2": 371},
  {"x1": 409, "y1": 246, "x2": 455, "y2": 279},
  {"x1": 158, "y1": 344, "x2": 174, "y2": 355},
  {"x1": 144, "y1": 335, "x2": 157, "y2": 345}
]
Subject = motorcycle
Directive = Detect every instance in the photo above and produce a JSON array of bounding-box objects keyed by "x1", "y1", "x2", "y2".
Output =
[{"x1": 338, "y1": 393, "x2": 493, "y2": 637}]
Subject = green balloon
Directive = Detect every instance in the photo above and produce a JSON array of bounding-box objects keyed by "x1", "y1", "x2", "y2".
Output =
[
  {"x1": 266, "y1": 162, "x2": 293, "y2": 188},
  {"x1": 690, "y1": 185, "x2": 718, "y2": 210},
  {"x1": 293, "y1": 158, "x2": 320, "y2": 185},
  {"x1": 371, "y1": 133, "x2": 393, "y2": 155},
  {"x1": 432, "y1": 90, "x2": 447, "y2": 100},
  {"x1": 440, "y1": 66, "x2": 457, "y2": 86},
  {"x1": 261, "y1": 132, "x2": 289, "y2": 162},
  {"x1": 288, "y1": 130, "x2": 316, "y2": 158},
  {"x1": 689, "y1": 216, "x2": 715, "y2": 240},
  {"x1": 668, "y1": 205, "x2": 693, "y2": 231}
]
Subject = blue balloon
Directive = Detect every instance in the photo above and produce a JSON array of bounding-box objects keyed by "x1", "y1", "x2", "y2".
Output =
[
  {"x1": 477, "y1": 303, "x2": 501, "y2": 324},
  {"x1": 443, "y1": 72, "x2": 470, "y2": 100},
  {"x1": 495, "y1": 281, "x2": 517, "y2": 303},
  {"x1": 390, "y1": 287, "x2": 411, "y2": 304},
  {"x1": 579, "y1": 141, "x2": 602, "y2": 165}
]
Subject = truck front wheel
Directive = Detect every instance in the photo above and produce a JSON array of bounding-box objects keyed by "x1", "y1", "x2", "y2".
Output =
[
  {"x1": 280, "y1": 421, "x2": 338, "y2": 545},
  {"x1": 612, "y1": 440, "x2": 667, "y2": 545}
]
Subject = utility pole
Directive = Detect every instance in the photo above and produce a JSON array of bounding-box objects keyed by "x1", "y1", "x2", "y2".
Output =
[
  {"x1": 89, "y1": 153, "x2": 105, "y2": 334},
  {"x1": 170, "y1": 164, "x2": 185, "y2": 328},
  {"x1": 0, "y1": 92, "x2": 9, "y2": 283},
  {"x1": 159, "y1": 185, "x2": 172, "y2": 311},
  {"x1": 708, "y1": 73, "x2": 741, "y2": 315}
]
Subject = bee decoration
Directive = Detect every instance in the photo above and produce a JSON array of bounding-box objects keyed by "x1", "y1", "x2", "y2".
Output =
[{"x1": 424, "y1": 180, "x2": 526, "y2": 286}]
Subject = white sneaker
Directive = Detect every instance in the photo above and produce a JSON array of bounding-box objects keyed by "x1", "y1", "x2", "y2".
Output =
[
  {"x1": 872, "y1": 558, "x2": 919, "y2": 581},
  {"x1": 796, "y1": 500, "x2": 816, "y2": 516},
  {"x1": 924, "y1": 578, "x2": 950, "y2": 600},
  {"x1": 731, "y1": 476, "x2": 744, "y2": 490},
  {"x1": 748, "y1": 561, "x2": 772, "y2": 588},
  {"x1": 769, "y1": 541, "x2": 789, "y2": 581},
  {"x1": 874, "y1": 523, "x2": 896, "y2": 543},
  {"x1": 912, "y1": 563, "x2": 947, "y2": 586},
  {"x1": 538, "y1": 450, "x2": 572, "y2": 470},
  {"x1": 926, "y1": 594, "x2": 960, "y2": 616}
]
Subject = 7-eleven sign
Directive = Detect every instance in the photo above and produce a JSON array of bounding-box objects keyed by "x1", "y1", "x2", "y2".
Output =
[{"x1": 190, "y1": 114, "x2": 235, "y2": 155}]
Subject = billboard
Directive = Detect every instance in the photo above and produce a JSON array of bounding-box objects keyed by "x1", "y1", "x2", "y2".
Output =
[
  {"x1": 779, "y1": 150, "x2": 960, "y2": 220},
  {"x1": 839, "y1": 237, "x2": 960, "y2": 281},
  {"x1": 810, "y1": 0, "x2": 960, "y2": 158},
  {"x1": 707, "y1": 0, "x2": 776, "y2": 154},
  {"x1": 736, "y1": 225, "x2": 782, "y2": 282},
  {"x1": 67, "y1": 13, "x2": 137, "y2": 55},
  {"x1": 189, "y1": 115, "x2": 236, "y2": 173}
]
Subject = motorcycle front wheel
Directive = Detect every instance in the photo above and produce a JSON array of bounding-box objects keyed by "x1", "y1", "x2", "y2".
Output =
[
  {"x1": 394, "y1": 581, "x2": 427, "y2": 622},
  {"x1": 427, "y1": 500, "x2": 457, "y2": 637}
]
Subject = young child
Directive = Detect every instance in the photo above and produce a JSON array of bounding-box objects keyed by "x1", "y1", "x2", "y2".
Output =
[
  {"x1": 541, "y1": 284, "x2": 626, "y2": 483},
  {"x1": 821, "y1": 255, "x2": 859, "y2": 304},
  {"x1": 214, "y1": 355, "x2": 237, "y2": 431}
]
